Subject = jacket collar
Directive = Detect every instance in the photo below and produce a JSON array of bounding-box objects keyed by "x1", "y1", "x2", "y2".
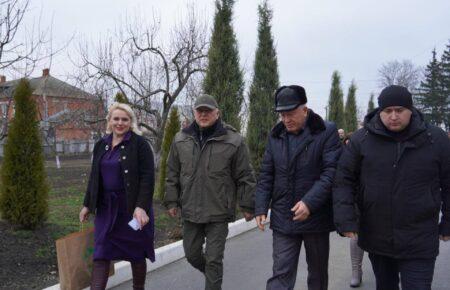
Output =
[
  {"x1": 182, "y1": 119, "x2": 228, "y2": 139},
  {"x1": 271, "y1": 109, "x2": 326, "y2": 138},
  {"x1": 103, "y1": 131, "x2": 132, "y2": 146},
  {"x1": 364, "y1": 107, "x2": 427, "y2": 141}
]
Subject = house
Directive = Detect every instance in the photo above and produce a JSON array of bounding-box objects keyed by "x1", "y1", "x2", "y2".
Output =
[{"x1": 0, "y1": 69, "x2": 105, "y2": 155}]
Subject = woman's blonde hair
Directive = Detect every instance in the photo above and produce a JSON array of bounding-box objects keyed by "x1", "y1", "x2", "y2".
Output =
[{"x1": 106, "y1": 102, "x2": 142, "y2": 135}]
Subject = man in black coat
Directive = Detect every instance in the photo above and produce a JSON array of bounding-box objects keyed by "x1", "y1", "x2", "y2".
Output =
[
  {"x1": 333, "y1": 85, "x2": 450, "y2": 290},
  {"x1": 255, "y1": 85, "x2": 342, "y2": 290}
]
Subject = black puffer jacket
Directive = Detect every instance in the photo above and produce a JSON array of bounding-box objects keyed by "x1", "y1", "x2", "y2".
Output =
[
  {"x1": 333, "y1": 108, "x2": 450, "y2": 259},
  {"x1": 255, "y1": 110, "x2": 342, "y2": 234}
]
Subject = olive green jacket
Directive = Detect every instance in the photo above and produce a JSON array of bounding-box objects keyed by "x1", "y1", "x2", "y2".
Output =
[{"x1": 164, "y1": 121, "x2": 255, "y2": 223}]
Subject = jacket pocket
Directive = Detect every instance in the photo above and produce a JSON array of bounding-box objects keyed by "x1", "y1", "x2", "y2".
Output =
[
  {"x1": 208, "y1": 182, "x2": 229, "y2": 215},
  {"x1": 208, "y1": 144, "x2": 234, "y2": 173},
  {"x1": 272, "y1": 188, "x2": 289, "y2": 204},
  {"x1": 401, "y1": 185, "x2": 439, "y2": 225},
  {"x1": 179, "y1": 177, "x2": 194, "y2": 208},
  {"x1": 429, "y1": 185, "x2": 442, "y2": 210},
  {"x1": 356, "y1": 184, "x2": 365, "y2": 208}
]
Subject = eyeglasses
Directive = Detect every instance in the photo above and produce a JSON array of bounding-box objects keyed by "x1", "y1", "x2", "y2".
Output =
[{"x1": 195, "y1": 108, "x2": 215, "y2": 115}]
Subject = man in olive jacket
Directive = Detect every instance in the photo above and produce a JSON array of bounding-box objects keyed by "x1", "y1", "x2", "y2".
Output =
[
  {"x1": 333, "y1": 85, "x2": 450, "y2": 290},
  {"x1": 164, "y1": 94, "x2": 255, "y2": 290}
]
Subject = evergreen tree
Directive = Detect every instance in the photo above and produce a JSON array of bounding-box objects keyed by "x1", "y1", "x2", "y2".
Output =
[
  {"x1": 327, "y1": 71, "x2": 346, "y2": 129},
  {"x1": 203, "y1": 0, "x2": 244, "y2": 131},
  {"x1": 114, "y1": 92, "x2": 129, "y2": 104},
  {"x1": 246, "y1": 0, "x2": 279, "y2": 172},
  {"x1": 155, "y1": 107, "x2": 180, "y2": 200},
  {"x1": 0, "y1": 79, "x2": 49, "y2": 229},
  {"x1": 345, "y1": 80, "x2": 358, "y2": 132},
  {"x1": 367, "y1": 93, "x2": 375, "y2": 114},
  {"x1": 416, "y1": 49, "x2": 447, "y2": 128},
  {"x1": 440, "y1": 41, "x2": 450, "y2": 130}
]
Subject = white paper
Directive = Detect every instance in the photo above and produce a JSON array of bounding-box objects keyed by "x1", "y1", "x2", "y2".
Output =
[{"x1": 128, "y1": 217, "x2": 141, "y2": 231}]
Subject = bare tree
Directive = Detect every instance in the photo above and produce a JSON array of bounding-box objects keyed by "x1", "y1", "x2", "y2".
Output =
[
  {"x1": 0, "y1": 0, "x2": 72, "y2": 143},
  {"x1": 76, "y1": 8, "x2": 208, "y2": 151},
  {"x1": 0, "y1": 0, "x2": 58, "y2": 74},
  {"x1": 378, "y1": 59, "x2": 422, "y2": 92}
]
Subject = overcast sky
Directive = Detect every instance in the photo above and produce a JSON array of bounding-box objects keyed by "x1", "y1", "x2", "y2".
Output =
[{"x1": 16, "y1": 0, "x2": 450, "y2": 117}]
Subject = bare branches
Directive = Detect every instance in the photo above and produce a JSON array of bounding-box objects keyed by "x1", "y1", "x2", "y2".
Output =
[
  {"x1": 75, "y1": 6, "x2": 208, "y2": 150},
  {"x1": 378, "y1": 60, "x2": 422, "y2": 92},
  {"x1": 0, "y1": 0, "x2": 72, "y2": 78},
  {"x1": 0, "y1": 0, "x2": 29, "y2": 68}
]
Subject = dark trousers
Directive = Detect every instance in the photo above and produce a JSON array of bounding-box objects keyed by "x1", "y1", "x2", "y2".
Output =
[
  {"x1": 267, "y1": 231, "x2": 330, "y2": 290},
  {"x1": 182, "y1": 220, "x2": 229, "y2": 290},
  {"x1": 368, "y1": 253, "x2": 436, "y2": 290}
]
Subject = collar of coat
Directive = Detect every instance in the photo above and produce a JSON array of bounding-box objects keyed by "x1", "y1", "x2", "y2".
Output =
[
  {"x1": 103, "y1": 130, "x2": 132, "y2": 146},
  {"x1": 364, "y1": 107, "x2": 427, "y2": 141},
  {"x1": 271, "y1": 109, "x2": 326, "y2": 138},
  {"x1": 182, "y1": 119, "x2": 231, "y2": 139}
]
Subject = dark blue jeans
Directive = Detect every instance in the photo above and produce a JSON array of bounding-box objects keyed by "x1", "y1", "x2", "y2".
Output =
[
  {"x1": 368, "y1": 253, "x2": 436, "y2": 290},
  {"x1": 267, "y1": 231, "x2": 330, "y2": 290}
]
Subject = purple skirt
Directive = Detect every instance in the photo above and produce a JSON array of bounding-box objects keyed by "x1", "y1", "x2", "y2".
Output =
[{"x1": 93, "y1": 189, "x2": 155, "y2": 262}]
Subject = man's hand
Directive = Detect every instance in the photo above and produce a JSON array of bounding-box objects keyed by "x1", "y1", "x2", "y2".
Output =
[
  {"x1": 343, "y1": 232, "x2": 358, "y2": 239},
  {"x1": 133, "y1": 207, "x2": 149, "y2": 230},
  {"x1": 440, "y1": 235, "x2": 450, "y2": 242},
  {"x1": 255, "y1": 215, "x2": 267, "y2": 231},
  {"x1": 291, "y1": 201, "x2": 310, "y2": 221},
  {"x1": 243, "y1": 212, "x2": 254, "y2": 222},
  {"x1": 167, "y1": 207, "x2": 178, "y2": 218}
]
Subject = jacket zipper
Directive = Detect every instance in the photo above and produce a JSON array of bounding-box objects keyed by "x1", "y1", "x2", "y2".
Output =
[
  {"x1": 190, "y1": 135, "x2": 221, "y2": 219},
  {"x1": 390, "y1": 142, "x2": 401, "y2": 252}
]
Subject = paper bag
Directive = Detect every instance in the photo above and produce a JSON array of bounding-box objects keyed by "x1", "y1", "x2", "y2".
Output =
[{"x1": 56, "y1": 228, "x2": 114, "y2": 290}]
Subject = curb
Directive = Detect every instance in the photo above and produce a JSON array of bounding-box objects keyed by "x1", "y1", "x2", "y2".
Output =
[{"x1": 43, "y1": 216, "x2": 263, "y2": 290}]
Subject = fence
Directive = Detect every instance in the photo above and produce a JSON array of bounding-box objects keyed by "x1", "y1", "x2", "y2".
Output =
[{"x1": 0, "y1": 139, "x2": 96, "y2": 157}]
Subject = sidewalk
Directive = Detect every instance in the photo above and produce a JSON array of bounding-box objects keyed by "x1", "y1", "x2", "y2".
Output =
[{"x1": 113, "y1": 228, "x2": 450, "y2": 290}]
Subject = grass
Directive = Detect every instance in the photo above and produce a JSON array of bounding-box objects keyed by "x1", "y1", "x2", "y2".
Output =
[
  {"x1": 35, "y1": 246, "x2": 52, "y2": 258},
  {"x1": 48, "y1": 190, "x2": 93, "y2": 240},
  {"x1": 2, "y1": 156, "x2": 181, "y2": 245},
  {"x1": 12, "y1": 229, "x2": 34, "y2": 239},
  {"x1": 0, "y1": 157, "x2": 182, "y2": 290},
  {"x1": 154, "y1": 213, "x2": 171, "y2": 230}
]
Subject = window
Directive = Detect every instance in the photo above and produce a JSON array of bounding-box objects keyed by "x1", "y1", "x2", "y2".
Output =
[{"x1": 0, "y1": 102, "x2": 7, "y2": 118}]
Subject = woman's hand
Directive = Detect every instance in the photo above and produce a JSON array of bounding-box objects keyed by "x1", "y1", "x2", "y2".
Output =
[
  {"x1": 133, "y1": 207, "x2": 149, "y2": 230},
  {"x1": 79, "y1": 206, "x2": 90, "y2": 222}
]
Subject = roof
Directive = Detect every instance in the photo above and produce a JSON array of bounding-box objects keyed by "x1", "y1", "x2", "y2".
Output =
[{"x1": 0, "y1": 75, "x2": 94, "y2": 100}]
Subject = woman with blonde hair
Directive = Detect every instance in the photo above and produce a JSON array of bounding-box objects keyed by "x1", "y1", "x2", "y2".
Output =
[{"x1": 80, "y1": 102, "x2": 155, "y2": 290}]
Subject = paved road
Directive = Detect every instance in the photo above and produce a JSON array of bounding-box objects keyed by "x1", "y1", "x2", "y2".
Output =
[{"x1": 114, "y1": 228, "x2": 450, "y2": 290}]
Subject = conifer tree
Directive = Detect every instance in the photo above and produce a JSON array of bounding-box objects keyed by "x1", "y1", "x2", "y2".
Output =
[
  {"x1": 416, "y1": 49, "x2": 447, "y2": 128},
  {"x1": 246, "y1": 0, "x2": 279, "y2": 172},
  {"x1": 345, "y1": 80, "x2": 358, "y2": 132},
  {"x1": 203, "y1": 0, "x2": 244, "y2": 131},
  {"x1": 0, "y1": 79, "x2": 49, "y2": 229},
  {"x1": 367, "y1": 93, "x2": 375, "y2": 114},
  {"x1": 155, "y1": 107, "x2": 180, "y2": 200},
  {"x1": 327, "y1": 71, "x2": 346, "y2": 129},
  {"x1": 440, "y1": 41, "x2": 450, "y2": 130}
]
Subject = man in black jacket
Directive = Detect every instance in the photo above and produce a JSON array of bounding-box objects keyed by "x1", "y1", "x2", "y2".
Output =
[
  {"x1": 333, "y1": 85, "x2": 450, "y2": 290},
  {"x1": 255, "y1": 85, "x2": 342, "y2": 290}
]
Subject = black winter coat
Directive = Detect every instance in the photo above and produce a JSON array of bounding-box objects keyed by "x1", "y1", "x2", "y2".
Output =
[
  {"x1": 83, "y1": 131, "x2": 155, "y2": 215},
  {"x1": 255, "y1": 110, "x2": 342, "y2": 234},
  {"x1": 333, "y1": 109, "x2": 450, "y2": 259}
]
